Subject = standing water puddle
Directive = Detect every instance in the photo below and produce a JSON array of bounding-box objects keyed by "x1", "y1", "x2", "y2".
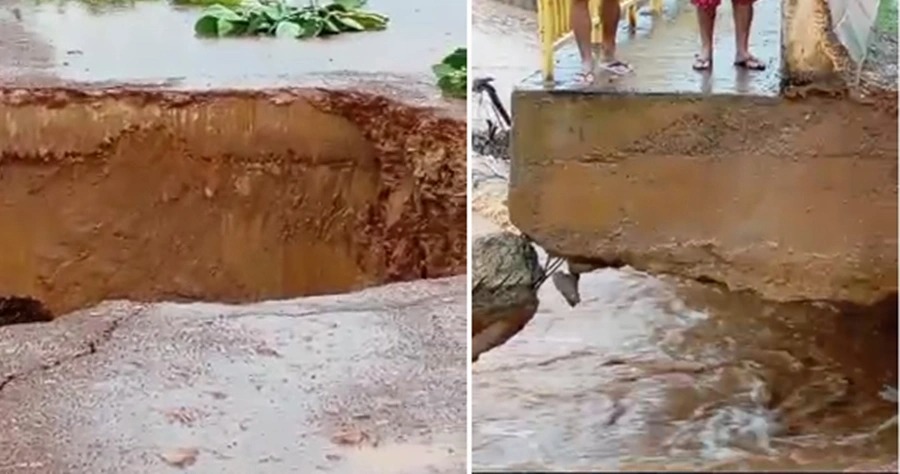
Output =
[{"x1": 1, "y1": 0, "x2": 465, "y2": 88}]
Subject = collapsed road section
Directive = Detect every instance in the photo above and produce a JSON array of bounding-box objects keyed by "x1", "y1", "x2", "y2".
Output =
[
  {"x1": 0, "y1": 89, "x2": 467, "y2": 471},
  {"x1": 0, "y1": 87, "x2": 466, "y2": 316}
]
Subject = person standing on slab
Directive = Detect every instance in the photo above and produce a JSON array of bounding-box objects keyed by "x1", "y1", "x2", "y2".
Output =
[
  {"x1": 692, "y1": 0, "x2": 767, "y2": 71},
  {"x1": 572, "y1": 0, "x2": 633, "y2": 82}
]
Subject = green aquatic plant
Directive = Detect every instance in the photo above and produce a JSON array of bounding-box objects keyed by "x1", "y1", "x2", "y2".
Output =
[
  {"x1": 433, "y1": 47, "x2": 467, "y2": 99},
  {"x1": 30, "y1": 0, "x2": 157, "y2": 9},
  {"x1": 876, "y1": 0, "x2": 898, "y2": 35},
  {"x1": 173, "y1": 0, "x2": 242, "y2": 7},
  {"x1": 193, "y1": 0, "x2": 389, "y2": 38}
]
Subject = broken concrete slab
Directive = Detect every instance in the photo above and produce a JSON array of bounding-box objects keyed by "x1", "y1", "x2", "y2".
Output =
[{"x1": 509, "y1": 92, "x2": 897, "y2": 305}]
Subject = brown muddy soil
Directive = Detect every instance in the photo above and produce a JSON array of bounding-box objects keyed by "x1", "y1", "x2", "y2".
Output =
[{"x1": 0, "y1": 87, "x2": 467, "y2": 316}]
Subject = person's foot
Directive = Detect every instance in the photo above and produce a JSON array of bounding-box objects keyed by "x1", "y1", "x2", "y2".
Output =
[
  {"x1": 575, "y1": 60, "x2": 595, "y2": 84},
  {"x1": 734, "y1": 54, "x2": 765, "y2": 70},
  {"x1": 692, "y1": 52, "x2": 712, "y2": 71},
  {"x1": 598, "y1": 44, "x2": 632, "y2": 75},
  {"x1": 597, "y1": 59, "x2": 633, "y2": 75}
]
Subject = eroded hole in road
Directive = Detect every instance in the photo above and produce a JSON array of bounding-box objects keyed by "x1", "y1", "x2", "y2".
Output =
[
  {"x1": 0, "y1": 296, "x2": 54, "y2": 327},
  {"x1": 0, "y1": 88, "x2": 466, "y2": 319}
]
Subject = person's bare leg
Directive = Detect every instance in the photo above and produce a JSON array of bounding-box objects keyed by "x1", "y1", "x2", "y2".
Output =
[
  {"x1": 694, "y1": 4, "x2": 716, "y2": 70},
  {"x1": 598, "y1": 0, "x2": 632, "y2": 73},
  {"x1": 599, "y1": 0, "x2": 620, "y2": 61},
  {"x1": 571, "y1": 0, "x2": 595, "y2": 81},
  {"x1": 732, "y1": 0, "x2": 765, "y2": 69}
]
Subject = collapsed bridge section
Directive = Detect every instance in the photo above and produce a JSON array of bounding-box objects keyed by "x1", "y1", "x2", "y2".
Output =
[{"x1": 508, "y1": 0, "x2": 897, "y2": 305}]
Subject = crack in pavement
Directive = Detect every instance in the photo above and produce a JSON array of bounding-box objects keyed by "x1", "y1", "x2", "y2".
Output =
[
  {"x1": 221, "y1": 291, "x2": 462, "y2": 320},
  {"x1": 0, "y1": 307, "x2": 139, "y2": 395}
]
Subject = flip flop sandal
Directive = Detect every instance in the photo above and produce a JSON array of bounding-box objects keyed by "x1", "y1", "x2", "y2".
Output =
[
  {"x1": 734, "y1": 57, "x2": 766, "y2": 70},
  {"x1": 692, "y1": 55, "x2": 712, "y2": 71},
  {"x1": 573, "y1": 70, "x2": 596, "y2": 86},
  {"x1": 597, "y1": 60, "x2": 633, "y2": 75}
]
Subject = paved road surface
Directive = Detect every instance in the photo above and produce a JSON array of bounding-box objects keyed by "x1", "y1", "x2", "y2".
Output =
[{"x1": 0, "y1": 277, "x2": 466, "y2": 474}]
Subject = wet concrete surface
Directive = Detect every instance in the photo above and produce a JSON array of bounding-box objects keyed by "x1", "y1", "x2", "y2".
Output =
[
  {"x1": 518, "y1": 0, "x2": 782, "y2": 95},
  {"x1": 472, "y1": 0, "x2": 539, "y2": 112},
  {"x1": 0, "y1": 277, "x2": 466, "y2": 473},
  {"x1": 0, "y1": 0, "x2": 464, "y2": 97}
]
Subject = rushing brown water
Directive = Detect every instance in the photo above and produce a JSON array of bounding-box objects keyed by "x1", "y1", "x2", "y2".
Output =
[
  {"x1": 471, "y1": 3, "x2": 897, "y2": 466},
  {"x1": 471, "y1": 229, "x2": 898, "y2": 470}
]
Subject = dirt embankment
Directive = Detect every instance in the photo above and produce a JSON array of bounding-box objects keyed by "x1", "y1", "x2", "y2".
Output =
[{"x1": 0, "y1": 87, "x2": 467, "y2": 316}]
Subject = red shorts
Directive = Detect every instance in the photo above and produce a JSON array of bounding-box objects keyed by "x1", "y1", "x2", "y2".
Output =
[{"x1": 692, "y1": 0, "x2": 755, "y2": 10}]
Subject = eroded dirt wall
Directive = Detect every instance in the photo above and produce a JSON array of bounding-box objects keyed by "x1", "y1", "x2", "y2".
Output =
[
  {"x1": 0, "y1": 88, "x2": 466, "y2": 315},
  {"x1": 509, "y1": 93, "x2": 898, "y2": 305}
]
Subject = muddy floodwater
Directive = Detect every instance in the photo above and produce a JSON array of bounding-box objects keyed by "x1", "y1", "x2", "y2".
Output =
[
  {"x1": 472, "y1": 252, "x2": 897, "y2": 470},
  {"x1": 471, "y1": 1, "x2": 897, "y2": 470}
]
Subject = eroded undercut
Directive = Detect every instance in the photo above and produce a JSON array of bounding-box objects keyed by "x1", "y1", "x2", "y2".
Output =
[{"x1": 0, "y1": 88, "x2": 467, "y2": 318}]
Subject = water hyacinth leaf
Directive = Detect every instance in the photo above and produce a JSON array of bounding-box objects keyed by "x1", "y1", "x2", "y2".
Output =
[
  {"x1": 322, "y1": 17, "x2": 342, "y2": 34},
  {"x1": 298, "y1": 18, "x2": 324, "y2": 38},
  {"x1": 432, "y1": 63, "x2": 456, "y2": 77},
  {"x1": 202, "y1": 4, "x2": 243, "y2": 21},
  {"x1": 246, "y1": 15, "x2": 270, "y2": 33},
  {"x1": 217, "y1": 18, "x2": 237, "y2": 36},
  {"x1": 348, "y1": 14, "x2": 388, "y2": 30},
  {"x1": 324, "y1": 2, "x2": 349, "y2": 12},
  {"x1": 261, "y1": 5, "x2": 283, "y2": 21},
  {"x1": 333, "y1": 0, "x2": 367, "y2": 8},
  {"x1": 275, "y1": 20, "x2": 301, "y2": 38},
  {"x1": 334, "y1": 15, "x2": 365, "y2": 32},
  {"x1": 433, "y1": 47, "x2": 467, "y2": 98},
  {"x1": 194, "y1": 15, "x2": 219, "y2": 36},
  {"x1": 442, "y1": 48, "x2": 467, "y2": 70},
  {"x1": 191, "y1": 0, "x2": 388, "y2": 39}
]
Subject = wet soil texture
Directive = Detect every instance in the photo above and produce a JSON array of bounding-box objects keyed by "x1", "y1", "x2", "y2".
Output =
[
  {"x1": 0, "y1": 88, "x2": 467, "y2": 315},
  {"x1": 0, "y1": 0, "x2": 468, "y2": 316}
]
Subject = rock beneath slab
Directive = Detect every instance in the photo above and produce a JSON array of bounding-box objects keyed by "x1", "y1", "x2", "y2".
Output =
[{"x1": 471, "y1": 232, "x2": 543, "y2": 361}]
